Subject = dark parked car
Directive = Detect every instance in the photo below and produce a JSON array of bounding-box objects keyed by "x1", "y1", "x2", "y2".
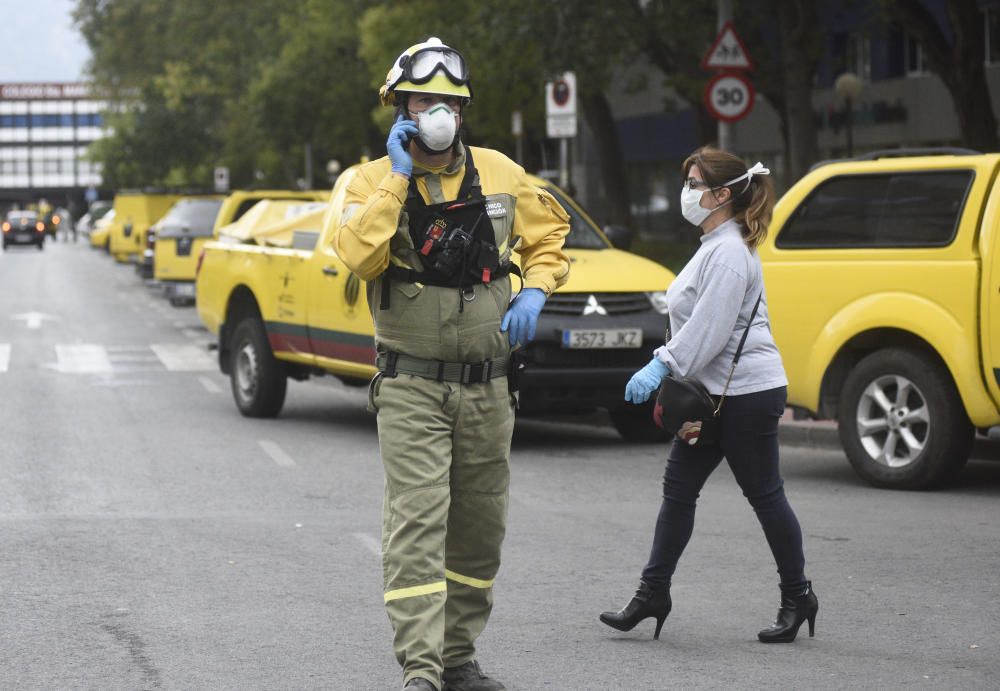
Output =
[{"x1": 2, "y1": 211, "x2": 45, "y2": 250}]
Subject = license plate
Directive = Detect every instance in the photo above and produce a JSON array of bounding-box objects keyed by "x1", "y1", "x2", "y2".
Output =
[
  {"x1": 562, "y1": 328, "x2": 642, "y2": 349},
  {"x1": 17, "y1": 233, "x2": 32, "y2": 241},
  {"x1": 174, "y1": 283, "x2": 195, "y2": 297}
]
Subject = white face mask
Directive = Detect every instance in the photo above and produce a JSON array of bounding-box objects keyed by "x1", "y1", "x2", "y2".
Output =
[
  {"x1": 680, "y1": 184, "x2": 727, "y2": 227},
  {"x1": 679, "y1": 163, "x2": 771, "y2": 227},
  {"x1": 411, "y1": 103, "x2": 458, "y2": 152}
]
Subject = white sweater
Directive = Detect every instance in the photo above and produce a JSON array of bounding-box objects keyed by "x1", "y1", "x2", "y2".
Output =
[{"x1": 653, "y1": 218, "x2": 787, "y2": 396}]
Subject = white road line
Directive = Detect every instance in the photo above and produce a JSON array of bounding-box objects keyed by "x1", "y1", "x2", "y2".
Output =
[
  {"x1": 0, "y1": 344, "x2": 9, "y2": 372},
  {"x1": 258, "y1": 440, "x2": 297, "y2": 467},
  {"x1": 352, "y1": 532, "x2": 382, "y2": 557},
  {"x1": 55, "y1": 344, "x2": 112, "y2": 373},
  {"x1": 150, "y1": 343, "x2": 216, "y2": 371},
  {"x1": 105, "y1": 345, "x2": 155, "y2": 352},
  {"x1": 198, "y1": 376, "x2": 223, "y2": 393},
  {"x1": 108, "y1": 354, "x2": 160, "y2": 363}
]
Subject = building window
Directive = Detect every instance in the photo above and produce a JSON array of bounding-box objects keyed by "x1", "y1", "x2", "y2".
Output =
[
  {"x1": 849, "y1": 34, "x2": 872, "y2": 81},
  {"x1": 906, "y1": 33, "x2": 927, "y2": 75},
  {"x1": 0, "y1": 160, "x2": 29, "y2": 175},
  {"x1": 76, "y1": 112, "x2": 103, "y2": 127},
  {"x1": 987, "y1": 7, "x2": 1000, "y2": 64},
  {"x1": 0, "y1": 114, "x2": 29, "y2": 127},
  {"x1": 831, "y1": 31, "x2": 872, "y2": 83}
]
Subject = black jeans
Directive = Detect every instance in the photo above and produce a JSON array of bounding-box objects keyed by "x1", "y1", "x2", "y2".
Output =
[{"x1": 641, "y1": 386, "x2": 808, "y2": 593}]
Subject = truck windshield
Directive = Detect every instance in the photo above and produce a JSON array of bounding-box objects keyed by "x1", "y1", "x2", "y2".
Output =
[
  {"x1": 159, "y1": 199, "x2": 224, "y2": 236},
  {"x1": 543, "y1": 185, "x2": 611, "y2": 250}
]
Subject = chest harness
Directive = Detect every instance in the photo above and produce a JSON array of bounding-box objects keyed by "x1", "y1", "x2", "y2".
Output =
[{"x1": 380, "y1": 148, "x2": 519, "y2": 311}]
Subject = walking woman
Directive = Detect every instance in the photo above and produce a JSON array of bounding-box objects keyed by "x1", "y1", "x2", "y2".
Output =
[{"x1": 599, "y1": 146, "x2": 817, "y2": 643}]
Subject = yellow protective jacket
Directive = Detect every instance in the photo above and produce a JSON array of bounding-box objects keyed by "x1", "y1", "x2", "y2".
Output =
[{"x1": 331, "y1": 144, "x2": 570, "y2": 364}]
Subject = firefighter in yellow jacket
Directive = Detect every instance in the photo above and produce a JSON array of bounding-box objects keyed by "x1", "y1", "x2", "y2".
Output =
[{"x1": 331, "y1": 37, "x2": 570, "y2": 691}]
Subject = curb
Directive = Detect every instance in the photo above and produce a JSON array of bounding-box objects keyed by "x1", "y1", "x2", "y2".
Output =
[
  {"x1": 779, "y1": 421, "x2": 1000, "y2": 460},
  {"x1": 778, "y1": 422, "x2": 840, "y2": 450}
]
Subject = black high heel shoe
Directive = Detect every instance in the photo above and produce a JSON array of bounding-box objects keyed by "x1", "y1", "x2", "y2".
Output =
[
  {"x1": 599, "y1": 580, "x2": 672, "y2": 640},
  {"x1": 758, "y1": 581, "x2": 818, "y2": 643}
]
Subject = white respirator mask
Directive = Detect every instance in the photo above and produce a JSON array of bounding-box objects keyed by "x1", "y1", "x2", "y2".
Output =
[
  {"x1": 680, "y1": 162, "x2": 770, "y2": 227},
  {"x1": 411, "y1": 103, "x2": 458, "y2": 153}
]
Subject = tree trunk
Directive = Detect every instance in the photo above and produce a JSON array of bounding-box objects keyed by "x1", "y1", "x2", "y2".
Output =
[
  {"x1": 951, "y1": 78, "x2": 998, "y2": 151},
  {"x1": 889, "y1": 0, "x2": 999, "y2": 152},
  {"x1": 579, "y1": 89, "x2": 633, "y2": 227},
  {"x1": 776, "y1": 0, "x2": 820, "y2": 181},
  {"x1": 945, "y1": 0, "x2": 999, "y2": 150}
]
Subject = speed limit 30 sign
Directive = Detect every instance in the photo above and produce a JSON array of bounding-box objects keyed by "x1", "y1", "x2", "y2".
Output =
[{"x1": 704, "y1": 73, "x2": 755, "y2": 123}]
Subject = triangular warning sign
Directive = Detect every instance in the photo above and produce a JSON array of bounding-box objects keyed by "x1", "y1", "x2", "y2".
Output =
[{"x1": 701, "y1": 21, "x2": 755, "y2": 71}]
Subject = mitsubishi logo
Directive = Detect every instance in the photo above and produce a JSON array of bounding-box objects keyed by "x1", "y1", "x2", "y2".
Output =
[{"x1": 583, "y1": 294, "x2": 607, "y2": 316}]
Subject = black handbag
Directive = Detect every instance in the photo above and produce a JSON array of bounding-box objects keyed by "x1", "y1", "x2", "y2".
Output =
[{"x1": 653, "y1": 293, "x2": 762, "y2": 445}]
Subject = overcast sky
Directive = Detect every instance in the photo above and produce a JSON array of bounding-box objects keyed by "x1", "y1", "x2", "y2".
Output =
[{"x1": 0, "y1": 0, "x2": 91, "y2": 83}]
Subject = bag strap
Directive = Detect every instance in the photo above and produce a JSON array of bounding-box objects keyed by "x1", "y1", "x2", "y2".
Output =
[{"x1": 714, "y1": 291, "x2": 763, "y2": 414}]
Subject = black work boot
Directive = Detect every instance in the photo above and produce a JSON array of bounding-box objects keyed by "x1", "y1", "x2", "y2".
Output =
[
  {"x1": 403, "y1": 677, "x2": 438, "y2": 691},
  {"x1": 442, "y1": 660, "x2": 506, "y2": 691}
]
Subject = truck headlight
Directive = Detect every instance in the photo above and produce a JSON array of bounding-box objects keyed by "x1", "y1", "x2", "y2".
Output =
[{"x1": 646, "y1": 291, "x2": 669, "y2": 315}]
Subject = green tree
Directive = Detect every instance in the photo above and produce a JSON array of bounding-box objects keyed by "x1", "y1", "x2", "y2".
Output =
[
  {"x1": 884, "y1": 0, "x2": 998, "y2": 151},
  {"x1": 247, "y1": 0, "x2": 380, "y2": 186}
]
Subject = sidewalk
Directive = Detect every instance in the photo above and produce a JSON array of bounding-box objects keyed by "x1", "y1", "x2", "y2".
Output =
[
  {"x1": 778, "y1": 407, "x2": 839, "y2": 449},
  {"x1": 779, "y1": 410, "x2": 1000, "y2": 460}
]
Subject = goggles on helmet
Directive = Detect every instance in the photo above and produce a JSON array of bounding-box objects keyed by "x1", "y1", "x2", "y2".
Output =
[{"x1": 396, "y1": 47, "x2": 469, "y2": 88}]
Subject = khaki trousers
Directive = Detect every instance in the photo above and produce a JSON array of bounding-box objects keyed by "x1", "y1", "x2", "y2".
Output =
[{"x1": 371, "y1": 372, "x2": 514, "y2": 688}]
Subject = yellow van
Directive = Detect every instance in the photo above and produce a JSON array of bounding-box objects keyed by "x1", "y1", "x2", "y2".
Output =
[{"x1": 107, "y1": 192, "x2": 182, "y2": 263}]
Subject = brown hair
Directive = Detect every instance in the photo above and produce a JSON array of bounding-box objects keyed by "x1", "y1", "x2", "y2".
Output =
[{"x1": 682, "y1": 146, "x2": 775, "y2": 249}]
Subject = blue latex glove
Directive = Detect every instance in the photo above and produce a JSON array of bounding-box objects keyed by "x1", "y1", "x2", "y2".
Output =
[
  {"x1": 625, "y1": 357, "x2": 671, "y2": 404},
  {"x1": 501, "y1": 288, "x2": 546, "y2": 346},
  {"x1": 387, "y1": 115, "x2": 418, "y2": 177}
]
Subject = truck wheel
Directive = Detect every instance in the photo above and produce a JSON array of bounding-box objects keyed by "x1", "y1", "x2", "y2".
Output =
[
  {"x1": 609, "y1": 402, "x2": 670, "y2": 443},
  {"x1": 837, "y1": 348, "x2": 973, "y2": 489},
  {"x1": 229, "y1": 317, "x2": 287, "y2": 418}
]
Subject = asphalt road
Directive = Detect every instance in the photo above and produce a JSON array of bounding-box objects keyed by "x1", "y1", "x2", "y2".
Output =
[{"x1": 1, "y1": 239, "x2": 998, "y2": 690}]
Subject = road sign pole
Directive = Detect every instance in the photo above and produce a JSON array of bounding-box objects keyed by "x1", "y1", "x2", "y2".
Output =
[
  {"x1": 545, "y1": 72, "x2": 577, "y2": 189},
  {"x1": 717, "y1": 0, "x2": 732, "y2": 150},
  {"x1": 559, "y1": 138, "x2": 569, "y2": 189}
]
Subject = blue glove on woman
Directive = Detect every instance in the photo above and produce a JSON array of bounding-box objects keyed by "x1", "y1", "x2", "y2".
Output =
[
  {"x1": 501, "y1": 288, "x2": 546, "y2": 346},
  {"x1": 625, "y1": 357, "x2": 671, "y2": 404},
  {"x1": 387, "y1": 115, "x2": 418, "y2": 177}
]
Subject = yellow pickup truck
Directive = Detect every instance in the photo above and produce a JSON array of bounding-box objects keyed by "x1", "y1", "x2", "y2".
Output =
[
  {"x1": 196, "y1": 169, "x2": 676, "y2": 440},
  {"x1": 760, "y1": 149, "x2": 1000, "y2": 489},
  {"x1": 151, "y1": 190, "x2": 326, "y2": 305}
]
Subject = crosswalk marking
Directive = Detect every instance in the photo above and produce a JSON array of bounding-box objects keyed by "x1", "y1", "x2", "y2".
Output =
[
  {"x1": 1, "y1": 343, "x2": 220, "y2": 374},
  {"x1": 56, "y1": 344, "x2": 113, "y2": 373},
  {"x1": 150, "y1": 343, "x2": 216, "y2": 371}
]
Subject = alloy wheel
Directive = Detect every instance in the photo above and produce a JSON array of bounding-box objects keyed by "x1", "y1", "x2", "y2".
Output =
[{"x1": 856, "y1": 374, "x2": 930, "y2": 468}]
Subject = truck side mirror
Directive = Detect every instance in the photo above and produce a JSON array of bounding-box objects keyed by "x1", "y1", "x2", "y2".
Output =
[{"x1": 603, "y1": 224, "x2": 634, "y2": 251}]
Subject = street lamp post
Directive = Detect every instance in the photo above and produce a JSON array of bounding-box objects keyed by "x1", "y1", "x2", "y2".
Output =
[{"x1": 834, "y1": 72, "x2": 863, "y2": 157}]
